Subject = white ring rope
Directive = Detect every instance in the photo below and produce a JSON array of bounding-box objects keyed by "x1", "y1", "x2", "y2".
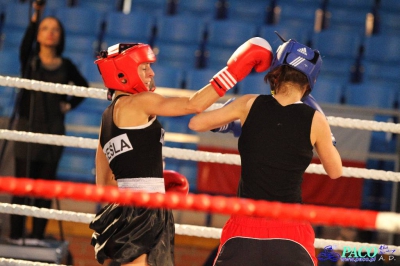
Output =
[
  {"x1": 1, "y1": 129, "x2": 400, "y2": 182},
  {"x1": 1, "y1": 203, "x2": 399, "y2": 255},
  {"x1": 0, "y1": 258, "x2": 67, "y2": 266},
  {"x1": 1, "y1": 75, "x2": 400, "y2": 133}
]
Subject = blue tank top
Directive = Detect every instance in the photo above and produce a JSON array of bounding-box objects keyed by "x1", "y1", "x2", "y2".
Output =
[
  {"x1": 238, "y1": 95, "x2": 315, "y2": 203},
  {"x1": 99, "y1": 95, "x2": 165, "y2": 180}
]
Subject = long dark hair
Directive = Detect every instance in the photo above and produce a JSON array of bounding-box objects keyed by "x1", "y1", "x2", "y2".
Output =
[
  {"x1": 265, "y1": 65, "x2": 311, "y2": 96},
  {"x1": 35, "y1": 16, "x2": 65, "y2": 56}
]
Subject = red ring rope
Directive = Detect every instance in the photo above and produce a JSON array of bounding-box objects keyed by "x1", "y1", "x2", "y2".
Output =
[{"x1": 0, "y1": 177, "x2": 378, "y2": 230}]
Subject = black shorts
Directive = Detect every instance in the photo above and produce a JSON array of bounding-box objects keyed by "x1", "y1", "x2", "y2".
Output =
[
  {"x1": 214, "y1": 216, "x2": 316, "y2": 266},
  {"x1": 90, "y1": 204, "x2": 175, "y2": 265}
]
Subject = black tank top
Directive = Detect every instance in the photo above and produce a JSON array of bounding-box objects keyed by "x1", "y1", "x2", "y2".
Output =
[
  {"x1": 238, "y1": 95, "x2": 315, "y2": 203},
  {"x1": 99, "y1": 95, "x2": 165, "y2": 180}
]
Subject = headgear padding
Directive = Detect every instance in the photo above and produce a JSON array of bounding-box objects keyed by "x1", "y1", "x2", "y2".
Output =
[
  {"x1": 270, "y1": 39, "x2": 322, "y2": 90},
  {"x1": 95, "y1": 43, "x2": 156, "y2": 95}
]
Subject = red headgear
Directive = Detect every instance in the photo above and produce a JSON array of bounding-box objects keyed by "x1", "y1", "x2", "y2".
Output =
[{"x1": 95, "y1": 43, "x2": 156, "y2": 97}]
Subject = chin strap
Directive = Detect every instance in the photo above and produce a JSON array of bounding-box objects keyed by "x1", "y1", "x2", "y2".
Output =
[{"x1": 107, "y1": 89, "x2": 115, "y2": 101}]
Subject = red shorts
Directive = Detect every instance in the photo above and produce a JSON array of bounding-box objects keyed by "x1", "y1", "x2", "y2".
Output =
[{"x1": 214, "y1": 216, "x2": 316, "y2": 266}]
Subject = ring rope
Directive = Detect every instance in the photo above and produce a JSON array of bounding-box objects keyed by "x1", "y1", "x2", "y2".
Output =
[
  {"x1": 1, "y1": 129, "x2": 400, "y2": 182},
  {"x1": 1, "y1": 75, "x2": 400, "y2": 133},
  {"x1": 1, "y1": 202, "x2": 399, "y2": 255},
  {"x1": 0, "y1": 258, "x2": 66, "y2": 266},
  {"x1": 0, "y1": 177, "x2": 399, "y2": 233}
]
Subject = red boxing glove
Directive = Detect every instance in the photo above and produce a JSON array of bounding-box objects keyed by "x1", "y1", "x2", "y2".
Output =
[
  {"x1": 210, "y1": 37, "x2": 273, "y2": 96},
  {"x1": 163, "y1": 170, "x2": 189, "y2": 194}
]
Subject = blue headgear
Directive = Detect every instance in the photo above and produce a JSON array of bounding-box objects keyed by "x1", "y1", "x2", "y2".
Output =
[{"x1": 270, "y1": 37, "x2": 322, "y2": 90}]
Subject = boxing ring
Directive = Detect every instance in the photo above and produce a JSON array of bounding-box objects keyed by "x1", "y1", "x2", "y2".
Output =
[{"x1": 1, "y1": 75, "x2": 400, "y2": 265}]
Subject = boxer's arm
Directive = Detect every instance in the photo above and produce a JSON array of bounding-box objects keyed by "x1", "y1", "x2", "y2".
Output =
[
  {"x1": 302, "y1": 94, "x2": 337, "y2": 146},
  {"x1": 189, "y1": 94, "x2": 255, "y2": 132},
  {"x1": 312, "y1": 112, "x2": 342, "y2": 179},
  {"x1": 95, "y1": 141, "x2": 117, "y2": 186},
  {"x1": 210, "y1": 98, "x2": 242, "y2": 137}
]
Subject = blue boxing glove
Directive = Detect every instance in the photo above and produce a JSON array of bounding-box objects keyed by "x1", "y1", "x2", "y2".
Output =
[
  {"x1": 210, "y1": 98, "x2": 242, "y2": 137},
  {"x1": 211, "y1": 120, "x2": 242, "y2": 137},
  {"x1": 302, "y1": 94, "x2": 337, "y2": 146}
]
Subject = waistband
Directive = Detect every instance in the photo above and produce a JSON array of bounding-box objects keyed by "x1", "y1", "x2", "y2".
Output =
[{"x1": 117, "y1": 177, "x2": 165, "y2": 194}]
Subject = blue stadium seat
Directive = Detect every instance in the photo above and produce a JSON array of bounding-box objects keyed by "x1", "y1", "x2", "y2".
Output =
[
  {"x1": 75, "y1": 0, "x2": 121, "y2": 13},
  {"x1": 160, "y1": 115, "x2": 192, "y2": 134},
  {"x1": 258, "y1": 23, "x2": 311, "y2": 52},
  {"x1": 311, "y1": 29, "x2": 362, "y2": 60},
  {"x1": 3, "y1": 2, "x2": 30, "y2": 31},
  {"x1": 131, "y1": 0, "x2": 168, "y2": 15},
  {"x1": 206, "y1": 20, "x2": 257, "y2": 49},
  {"x1": 44, "y1": 0, "x2": 68, "y2": 12},
  {"x1": 318, "y1": 57, "x2": 355, "y2": 82},
  {"x1": 237, "y1": 73, "x2": 269, "y2": 95},
  {"x1": 379, "y1": 12, "x2": 400, "y2": 36},
  {"x1": 362, "y1": 60, "x2": 400, "y2": 84},
  {"x1": 73, "y1": 97, "x2": 109, "y2": 115},
  {"x1": 56, "y1": 147, "x2": 96, "y2": 183},
  {"x1": 0, "y1": 28, "x2": 25, "y2": 51},
  {"x1": 79, "y1": 58, "x2": 105, "y2": 84},
  {"x1": 65, "y1": 109, "x2": 102, "y2": 140},
  {"x1": 363, "y1": 34, "x2": 400, "y2": 65},
  {"x1": 278, "y1": 2, "x2": 319, "y2": 30},
  {"x1": 154, "y1": 14, "x2": 206, "y2": 45},
  {"x1": 64, "y1": 34, "x2": 97, "y2": 57},
  {"x1": 184, "y1": 68, "x2": 218, "y2": 91},
  {"x1": 327, "y1": 0, "x2": 375, "y2": 12},
  {"x1": 151, "y1": 64, "x2": 185, "y2": 89},
  {"x1": 176, "y1": 0, "x2": 217, "y2": 20},
  {"x1": 153, "y1": 42, "x2": 200, "y2": 70},
  {"x1": 0, "y1": 49, "x2": 20, "y2": 76},
  {"x1": 325, "y1": 7, "x2": 369, "y2": 32},
  {"x1": 311, "y1": 76, "x2": 345, "y2": 105},
  {"x1": 277, "y1": 0, "x2": 324, "y2": 6},
  {"x1": 55, "y1": 7, "x2": 104, "y2": 37},
  {"x1": 63, "y1": 50, "x2": 88, "y2": 73},
  {"x1": 0, "y1": 0, "x2": 13, "y2": 8},
  {"x1": 103, "y1": 11, "x2": 156, "y2": 45},
  {"x1": 65, "y1": 109, "x2": 102, "y2": 128},
  {"x1": 344, "y1": 81, "x2": 398, "y2": 109},
  {"x1": 227, "y1": 1, "x2": 268, "y2": 26},
  {"x1": 380, "y1": 0, "x2": 400, "y2": 14},
  {"x1": 204, "y1": 45, "x2": 236, "y2": 71}
]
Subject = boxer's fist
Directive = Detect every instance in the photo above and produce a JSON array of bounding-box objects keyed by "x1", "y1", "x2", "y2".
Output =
[
  {"x1": 211, "y1": 120, "x2": 242, "y2": 137},
  {"x1": 163, "y1": 170, "x2": 189, "y2": 194},
  {"x1": 210, "y1": 98, "x2": 242, "y2": 137},
  {"x1": 210, "y1": 37, "x2": 273, "y2": 96}
]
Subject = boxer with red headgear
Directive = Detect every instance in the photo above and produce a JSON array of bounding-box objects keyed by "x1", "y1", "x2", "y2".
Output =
[
  {"x1": 89, "y1": 38, "x2": 274, "y2": 266},
  {"x1": 96, "y1": 43, "x2": 156, "y2": 99},
  {"x1": 189, "y1": 34, "x2": 342, "y2": 266}
]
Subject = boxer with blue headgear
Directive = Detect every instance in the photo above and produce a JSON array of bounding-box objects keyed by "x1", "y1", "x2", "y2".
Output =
[
  {"x1": 211, "y1": 33, "x2": 336, "y2": 145},
  {"x1": 189, "y1": 33, "x2": 342, "y2": 266}
]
